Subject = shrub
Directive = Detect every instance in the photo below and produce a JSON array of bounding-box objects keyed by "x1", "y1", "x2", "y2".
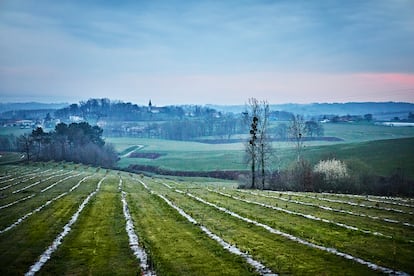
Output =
[
  {"x1": 313, "y1": 159, "x2": 348, "y2": 188},
  {"x1": 287, "y1": 159, "x2": 313, "y2": 191}
]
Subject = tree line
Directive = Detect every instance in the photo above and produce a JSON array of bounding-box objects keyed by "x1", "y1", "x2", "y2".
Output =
[
  {"x1": 54, "y1": 98, "x2": 224, "y2": 122},
  {"x1": 18, "y1": 122, "x2": 118, "y2": 168},
  {"x1": 105, "y1": 116, "x2": 245, "y2": 140}
]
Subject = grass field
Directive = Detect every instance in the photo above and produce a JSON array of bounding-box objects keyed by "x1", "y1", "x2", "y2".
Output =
[
  {"x1": 110, "y1": 135, "x2": 414, "y2": 179},
  {"x1": 302, "y1": 137, "x2": 414, "y2": 178},
  {"x1": 1, "y1": 122, "x2": 413, "y2": 177},
  {"x1": 108, "y1": 137, "x2": 247, "y2": 171},
  {"x1": 0, "y1": 126, "x2": 32, "y2": 137},
  {"x1": 0, "y1": 152, "x2": 24, "y2": 165},
  {"x1": 323, "y1": 122, "x2": 414, "y2": 142},
  {"x1": 0, "y1": 163, "x2": 413, "y2": 275}
]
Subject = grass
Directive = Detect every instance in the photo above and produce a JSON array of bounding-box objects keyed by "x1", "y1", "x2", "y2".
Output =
[
  {"x1": 0, "y1": 173, "x2": 87, "y2": 229},
  {"x1": 109, "y1": 137, "x2": 247, "y2": 171},
  {"x1": 106, "y1": 137, "x2": 245, "y2": 153},
  {"x1": 303, "y1": 137, "x2": 414, "y2": 178},
  {"x1": 112, "y1": 136, "x2": 414, "y2": 180},
  {"x1": 118, "y1": 145, "x2": 142, "y2": 156},
  {"x1": 0, "y1": 152, "x2": 23, "y2": 164},
  {"x1": 124, "y1": 177, "x2": 257, "y2": 275},
  {"x1": 1, "y1": 163, "x2": 414, "y2": 275},
  {"x1": 0, "y1": 170, "x2": 101, "y2": 275},
  {"x1": 118, "y1": 149, "x2": 245, "y2": 171},
  {"x1": 40, "y1": 176, "x2": 140, "y2": 275},
  {"x1": 1, "y1": 121, "x2": 413, "y2": 176},
  {"x1": 285, "y1": 192, "x2": 414, "y2": 223},
  {"x1": 227, "y1": 189, "x2": 414, "y2": 241},
  {"x1": 170, "y1": 186, "x2": 414, "y2": 273},
  {"x1": 148, "y1": 180, "x2": 379, "y2": 275},
  {"x1": 323, "y1": 122, "x2": 414, "y2": 142},
  {"x1": 107, "y1": 122, "x2": 414, "y2": 179},
  {"x1": 0, "y1": 126, "x2": 31, "y2": 136}
]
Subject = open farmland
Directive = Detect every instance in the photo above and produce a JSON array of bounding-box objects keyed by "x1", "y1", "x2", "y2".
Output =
[
  {"x1": 0, "y1": 163, "x2": 413, "y2": 275},
  {"x1": 111, "y1": 136, "x2": 414, "y2": 179}
]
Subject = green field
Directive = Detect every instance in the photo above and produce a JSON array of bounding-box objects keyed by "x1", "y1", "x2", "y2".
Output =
[
  {"x1": 0, "y1": 163, "x2": 413, "y2": 275},
  {"x1": 323, "y1": 122, "x2": 414, "y2": 142},
  {"x1": 0, "y1": 126, "x2": 32, "y2": 137},
  {"x1": 108, "y1": 122, "x2": 414, "y2": 179},
  {"x1": 108, "y1": 137, "x2": 246, "y2": 171},
  {"x1": 2, "y1": 122, "x2": 413, "y2": 177},
  {"x1": 0, "y1": 152, "x2": 24, "y2": 165}
]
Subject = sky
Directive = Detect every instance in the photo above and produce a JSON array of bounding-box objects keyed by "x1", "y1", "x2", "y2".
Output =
[{"x1": 0, "y1": 0, "x2": 414, "y2": 105}]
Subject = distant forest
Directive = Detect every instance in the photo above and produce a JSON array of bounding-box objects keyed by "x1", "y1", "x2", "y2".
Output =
[
  {"x1": 1, "y1": 99, "x2": 413, "y2": 143},
  {"x1": 209, "y1": 102, "x2": 414, "y2": 118}
]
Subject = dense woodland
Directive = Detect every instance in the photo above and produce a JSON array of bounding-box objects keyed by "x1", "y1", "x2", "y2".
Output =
[{"x1": 18, "y1": 122, "x2": 118, "y2": 167}]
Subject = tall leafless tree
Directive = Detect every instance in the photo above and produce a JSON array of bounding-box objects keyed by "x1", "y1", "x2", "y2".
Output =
[
  {"x1": 289, "y1": 114, "x2": 313, "y2": 190},
  {"x1": 289, "y1": 114, "x2": 306, "y2": 162},
  {"x1": 17, "y1": 134, "x2": 33, "y2": 161},
  {"x1": 244, "y1": 98, "x2": 271, "y2": 189},
  {"x1": 256, "y1": 101, "x2": 271, "y2": 189}
]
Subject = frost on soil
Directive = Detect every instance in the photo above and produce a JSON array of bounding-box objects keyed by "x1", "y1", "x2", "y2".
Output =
[
  {"x1": 138, "y1": 179, "x2": 277, "y2": 275},
  {"x1": 119, "y1": 177, "x2": 156, "y2": 276},
  {"x1": 25, "y1": 176, "x2": 105, "y2": 276}
]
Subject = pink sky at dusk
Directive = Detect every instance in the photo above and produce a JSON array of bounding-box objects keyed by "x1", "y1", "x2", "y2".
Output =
[
  {"x1": 1, "y1": 1, "x2": 414, "y2": 105},
  {"x1": 111, "y1": 72, "x2": 414, "y2": 105}
]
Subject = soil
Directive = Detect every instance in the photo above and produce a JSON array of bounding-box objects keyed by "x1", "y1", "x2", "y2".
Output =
[
  {"x1": 128, "y1": 152, "x2": 165, "y2": 159},
  {"x1": 126, "y1": 164, "x2": 246, "y2": 180}
]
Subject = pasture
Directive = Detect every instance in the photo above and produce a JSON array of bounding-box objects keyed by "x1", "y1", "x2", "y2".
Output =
[
  {"x1": 0, "y1": 163, "x2": 413, "y2": 275},
  {"x1": 110, "y1": 135, "x2": 414, "y2": 179}
]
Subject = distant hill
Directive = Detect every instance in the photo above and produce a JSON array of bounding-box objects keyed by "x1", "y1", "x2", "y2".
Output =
[
  {"x1": 0, "y1": 102, "x2": 69, "y2": 113},
  {"x1": 208, "y1": 102, "x2": 414, "y2": 120},
  {"x1": 303, "y1": 137, "x2": 414, "y2": 179},
  {"x1": 1, "y1": 100, "x2": 413, "y2": 121}
]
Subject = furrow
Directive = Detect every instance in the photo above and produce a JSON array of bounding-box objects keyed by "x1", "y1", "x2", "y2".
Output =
[
  {"x1": 320, "y1": 192, "x2": 414, "y2": 207},
  {"x1": 25, "y1": 176, "x2": 106, "y2": 276},
  {"x1": 0, "y1": 175, "x2": 93, "y2": 234},
  {"x1": 1, "y1": 169, "x2": 54, "y2": 191},
  {"x1": 211, "y1": 189, "x2": 393, "y2": 239},
  {"x1": 137, "y1": 179, "x2": 276, "y2": 276},
  {"x1": 171, "y1": 186, "x2": 408, "y2": 276},
  {"x1": 279, "y1": 191, "x2": 413, "y2": 215},
  {"x1": 119, "y1": 177, "x2": 156, "y2": 276},
  {"x1": 12, "y1": 170, "x2": 71, "y2": 194},
  {"x1": 0, "y1": 193, "x2": 36, "y2": 210},
  {"x1": 239, "y1": 190, "x2": 414, "y2": 228}
]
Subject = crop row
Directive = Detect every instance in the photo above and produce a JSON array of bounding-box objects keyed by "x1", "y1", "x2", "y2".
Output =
[
  {"x1": 1, "y1": 164, "x2": 141, "y2": 275},
  {"x1": 152, "y1": 179, "x2": 413, "y2": 274},
  {"x1": 186, "y1": 180, "x2": 414, "y2": 230},
  {"x1": 1, "y1": 164, "x2": 269, "y2": 275},
  {"x1": 1, "y1": 164, "x2": 413, "y2": 275}
]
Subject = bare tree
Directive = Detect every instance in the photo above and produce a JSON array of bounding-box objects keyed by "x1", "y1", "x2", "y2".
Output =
[
  {"x1": 244, "y1": 98, "x2": 271, "y2": 189},
  {"x1": 289, "y1": 114, "x2": 306, "y2": 162},
  {"x1": 17, "y1": 134, "x2": 33, "y2": 161},
  {"x1": 289, "y1": 114, "x2": 312, "y2": 191},
  {"x1": 244, "y1": 98, "x2": 259, "y2": 189},
  {"x1": 305, "y1": 120, "x2": 324, "y2": 137},
  {"x1": 257, "y1": 101, "x2": 271, "y2": 189}
]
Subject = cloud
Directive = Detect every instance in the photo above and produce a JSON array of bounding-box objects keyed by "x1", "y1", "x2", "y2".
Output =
[{"x1": 1, "y1": 0, "x2": 413, "y2": 104}]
